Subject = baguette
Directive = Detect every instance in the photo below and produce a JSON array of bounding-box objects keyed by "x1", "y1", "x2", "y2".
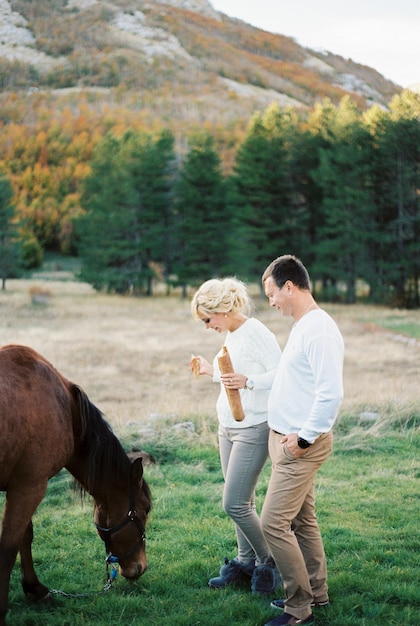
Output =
[
  {"x1": 190, "y1": 354, "x2": 200, "y2": 379},
  {"x1": 217, "y1": 346, "x2": 245, "y2": 422}
]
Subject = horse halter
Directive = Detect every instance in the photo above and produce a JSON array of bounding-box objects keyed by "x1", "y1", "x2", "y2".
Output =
[{"x1": 95, "y1": 483, "x2": 147, "y2": 566}]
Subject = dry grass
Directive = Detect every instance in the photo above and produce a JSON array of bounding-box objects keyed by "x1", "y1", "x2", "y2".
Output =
[{"x1": 0, "y1": 278, "x2": 418, "y2": 438}]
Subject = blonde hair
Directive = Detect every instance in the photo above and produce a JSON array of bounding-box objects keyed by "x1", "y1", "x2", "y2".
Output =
[{"x1": 191, "y1": 277, "x2": 252, "y2": 319}]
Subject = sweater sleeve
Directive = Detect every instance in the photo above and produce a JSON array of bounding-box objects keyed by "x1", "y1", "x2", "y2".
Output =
[
  {"x1": 213, "y1": 319, "x2": 281, "y2": 381},
  {"x1": 299, "y1": 330, "x2": 344, "y2": 442},
  {"x1": 236, "y1": 319, "x2": 281, "y2": 390}
]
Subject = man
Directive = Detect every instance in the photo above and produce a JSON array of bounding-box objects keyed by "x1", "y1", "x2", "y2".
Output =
[{"x1": 260, "y1": 255, "x2": 344, "y2": 626}]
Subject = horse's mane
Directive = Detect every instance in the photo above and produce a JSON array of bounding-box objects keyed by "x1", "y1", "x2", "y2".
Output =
[{"x1": 71, "y1": 384, "x2": 131, "y2": 494}]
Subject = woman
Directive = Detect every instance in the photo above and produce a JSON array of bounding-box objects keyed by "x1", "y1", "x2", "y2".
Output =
[{"x1": 190, "y1": 277, "x2": 281, "y2": 595}]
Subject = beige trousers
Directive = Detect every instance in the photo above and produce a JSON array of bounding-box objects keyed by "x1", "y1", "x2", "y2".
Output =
[{"x1": 261, "y1": 430, "x2": 333, "y2": 619}]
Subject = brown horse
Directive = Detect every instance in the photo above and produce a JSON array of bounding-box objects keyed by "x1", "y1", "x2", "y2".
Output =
[{"x1": 0, "y1": 344, "x2": 152, "y2": 626}]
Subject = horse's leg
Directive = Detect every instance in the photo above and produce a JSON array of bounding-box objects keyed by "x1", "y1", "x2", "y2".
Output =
[
  {"x1": 0, "y1": 483, "x2": 48, "y2": 625},
  {"x1": 19, "y1": 521, "x2": 50, "y2": 602},
  {"x1": 0, "y1": 540, "x2": 19, "y2": 626}
]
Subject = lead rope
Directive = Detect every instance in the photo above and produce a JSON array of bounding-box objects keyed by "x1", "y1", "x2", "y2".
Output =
[{"x1": 49, "y1": 554, "x2": 118, "y2": 598}]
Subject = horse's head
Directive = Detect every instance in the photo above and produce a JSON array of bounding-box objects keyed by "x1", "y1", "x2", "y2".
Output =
[{"x1": 94, "y1": 457, "x2": 152, "y2": 580}]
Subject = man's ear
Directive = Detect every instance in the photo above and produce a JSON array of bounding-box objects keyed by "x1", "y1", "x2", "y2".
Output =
[{"x1": 284, "y1": 280, "x2": 293, "y2": 294}]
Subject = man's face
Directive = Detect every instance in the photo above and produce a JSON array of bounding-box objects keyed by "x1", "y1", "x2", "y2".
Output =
[{"x1": 264, "y1": 275, "x2": 291, "y2": 317}]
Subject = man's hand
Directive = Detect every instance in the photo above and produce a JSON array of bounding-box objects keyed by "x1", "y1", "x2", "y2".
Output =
[{"x1": 280, "y1": 433, "x2": 308, "y2": 457}]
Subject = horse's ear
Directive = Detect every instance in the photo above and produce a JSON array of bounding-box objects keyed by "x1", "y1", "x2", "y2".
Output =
[{"x1": 130, "y1": 456, "x2": 144, "y2": 486}]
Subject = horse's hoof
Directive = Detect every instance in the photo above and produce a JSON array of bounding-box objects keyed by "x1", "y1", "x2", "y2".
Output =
[
  {"x1": 26, "y1": 591, "x2": 52, "y2": 604},
  {"x1": 38, "y1": 591, "x2": 52, "y2": 604},
  {"x1": 23, "y1": 583, "x2": 51, "y2": 604}
]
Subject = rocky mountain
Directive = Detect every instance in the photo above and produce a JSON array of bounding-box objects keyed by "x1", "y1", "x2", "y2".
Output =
[{"x1": 0, "y1": 0, "x2": 402, "y2": 127}]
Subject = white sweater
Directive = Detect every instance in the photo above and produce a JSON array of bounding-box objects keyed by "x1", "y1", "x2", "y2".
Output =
[
  {"x1": 212, "y1": 317, "x2": 281, "y2": 428},
  {"x1": 268, "y1": 309, "x2": 344, "y2": 442}
]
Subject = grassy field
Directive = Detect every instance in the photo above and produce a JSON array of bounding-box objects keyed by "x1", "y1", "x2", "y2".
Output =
[{"x1": 0, "y1": 276, "x2": 419, "y2": 625}]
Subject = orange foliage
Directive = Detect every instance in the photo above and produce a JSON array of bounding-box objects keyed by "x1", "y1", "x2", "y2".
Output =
[
  {"x1": 0, "y1": 105, "x2": 108, "y2": 251},
  {"x1": 0, "y1": 94, "x2": 219, "y2": 251},
  {"x1": 154, "y1": 6, "x2": 366, "y2": 109}
]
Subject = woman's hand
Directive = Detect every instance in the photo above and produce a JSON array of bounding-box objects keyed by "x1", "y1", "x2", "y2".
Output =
[
  {"x1": 221, "y1": 372, "x2": 247, "y2": 390},
  {"x1": 190, "y1": 355, "x2": 213, "y2": 377}
]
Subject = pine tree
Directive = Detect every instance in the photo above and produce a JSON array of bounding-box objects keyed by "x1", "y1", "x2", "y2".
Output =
[
  {"x1": 311, "y1": 98, "x2": 376, "y2": 303},
  {"x1": 0, "y1": 173, "x2": 21, "y2": 290},
  {"x1": 226, "y1": 104, "x2": 303, "y2": 282},
  {"x1": 367, "y1": 91, "x2": 420, "y2": 306},
  {"x1": 122, "y1": 129, "x2": 177, "y2": 294},
  {"x1": 77, "y1": 133, "x2": 132, "y2": 292},
  {"x1": 77, "y1": 130, "x2": 176, "y2": 294},
  {"x1": 174, "y1": 132, "x2": 227, "y2": 294}
]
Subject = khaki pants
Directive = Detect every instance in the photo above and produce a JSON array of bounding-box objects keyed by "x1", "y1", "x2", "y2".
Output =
[{"x1": 261, "y1": 430, "x2": 333, "y2": 619}]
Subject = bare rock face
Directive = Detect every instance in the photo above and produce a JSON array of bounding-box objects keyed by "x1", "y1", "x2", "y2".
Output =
[
  {"x1": 110, "y1": 9, "x2": 194, "y2": 61},
  {"x1": 0, "y1": 0, "x2": 33, "y2": 46},
  {"x1": 0, "y1": 0, "x2": 64, "y2": 69}
]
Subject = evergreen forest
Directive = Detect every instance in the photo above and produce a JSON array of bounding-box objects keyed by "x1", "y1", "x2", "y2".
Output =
[{"x1": 0, "y1": 90, "x2": 419, "y2": 307}]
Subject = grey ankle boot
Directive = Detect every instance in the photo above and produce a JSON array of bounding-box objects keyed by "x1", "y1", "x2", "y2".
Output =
[
  {"x1": 208, "y1": 557, "x2": 255, "y2": 589},
  {"x1": 251, "y1": 562, "x2": 282, "y2": 594}
]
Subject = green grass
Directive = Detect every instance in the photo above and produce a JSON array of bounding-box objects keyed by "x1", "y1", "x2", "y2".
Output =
[
  {"x1": 383, "y1": 322, "x2": 419, "y2": 340},
  {"x1": 3, "y1": 420, "x2": 420, "y2": 626},
  {"x1": 354, "y1": 308, "x2": 420, "y2": 340}
]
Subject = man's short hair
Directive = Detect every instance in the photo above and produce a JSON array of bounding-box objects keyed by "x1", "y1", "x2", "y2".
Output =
[{"x1": 262, "y1": 255, "x2": 311, "y2": 290}]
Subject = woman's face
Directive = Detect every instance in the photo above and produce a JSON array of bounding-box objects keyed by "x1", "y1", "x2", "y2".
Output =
[{"x1": 199, "y1": 312, "x2": 230, "y2": 333}]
